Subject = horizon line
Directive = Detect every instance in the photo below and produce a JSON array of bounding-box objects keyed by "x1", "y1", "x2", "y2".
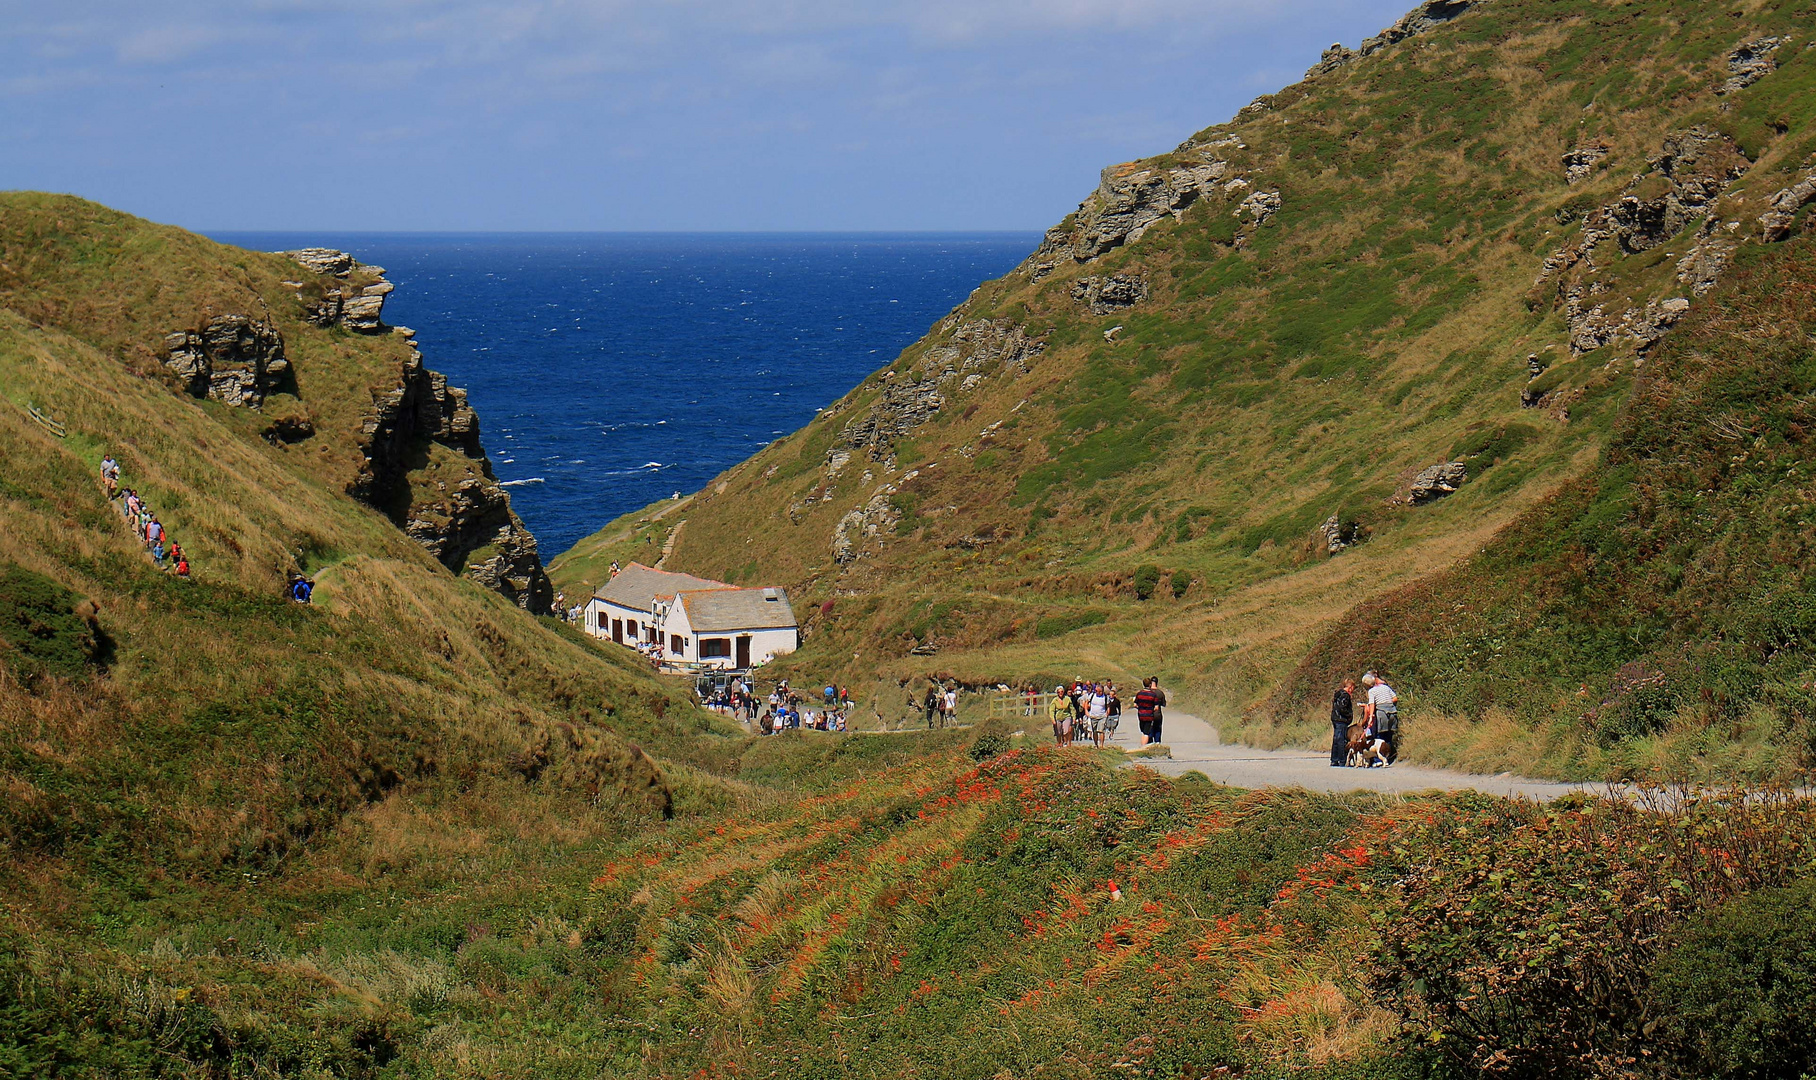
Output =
[{"x1": 203, "y1": 227, "x2": 1049, "y2": 237}]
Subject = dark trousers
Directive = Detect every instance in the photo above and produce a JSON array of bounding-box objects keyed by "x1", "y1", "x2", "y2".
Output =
[
  {"x1": 1331, "y1": 723, "x2": 1350, "y2": 765},
  {"x1": 1149, "y1": 716, "x2": 1163, "y2": 744},
  {"x1": 1380, "y1": 730, "x2": 1398, "y2": 763}
]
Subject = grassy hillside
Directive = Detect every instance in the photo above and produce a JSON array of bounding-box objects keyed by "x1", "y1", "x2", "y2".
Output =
[
  {"x1": 1259, "y1": 238, "x2": 1816, "y2": 782},
  {"x1": 554, "y1": 0, "x2": 1816, "y2": 780}
]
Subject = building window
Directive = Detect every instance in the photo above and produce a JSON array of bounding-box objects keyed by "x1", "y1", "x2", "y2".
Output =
[
  {"x1": 700, "y1": 638, "x2": 731, "y2": 658},
  {"x1": 670, "y1": 634, "x2": 685, "y2": 655}
]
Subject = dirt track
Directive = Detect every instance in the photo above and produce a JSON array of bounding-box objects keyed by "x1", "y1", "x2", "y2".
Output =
[{"x1": 1102, "y1": 711, "x2": 1595, "y2": 800}]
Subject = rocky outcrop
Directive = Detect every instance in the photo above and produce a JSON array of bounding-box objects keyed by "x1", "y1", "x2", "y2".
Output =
[
  {"x1": 1562, "y1": 142, "x2": 1609, "y2": 184},
  {"x1": 350, "y1": 331, "x2": 552, "y2": 614},
  {"x1": 1720, "y1": 37, "x2": 1783, "y2": 94},
  {"x1": 1359, "y1": 0, "x2": 1476, "y2": 56},
  {"x1": 837, "y1": 375, "x2": 947, "y2": 462},
  {"x1": 1023, "y1": 160, "x2": 1230, "y2": 279},
  {"x1": 1071, "y1": 274, "x2": 1149, "y2": 315},
  {"x1": 160, "y1": 315, "x2": 289, "y2": 408},
  {"x1": 1759, "y1": 174, "x2": 1816, "y2": 242},
  {"x1": 286, "y1": 248, "x2": 393, "y2": 333},
  {"x1": 1410, "y1": 462, "x2": 1467, "y2": 503},
  {"x1": 1235, "y1": 189, "x2": 1283, "y2": 226},
  {"x1": 1535, "y1": 127, "x2": 1750, "y2": 356},
  {"x1": 1320, "y1": 515, "x2": 1360, "y2": 554},
  {"x1": 1302, "y1": 0, "x2": 1477, "y2": 78},
  {"x1": 832, "y1": 481, "x2": 906, "y2": 565},
  {"x1": 835, "y1": 319, "x2": 1041, "y2": 464}
]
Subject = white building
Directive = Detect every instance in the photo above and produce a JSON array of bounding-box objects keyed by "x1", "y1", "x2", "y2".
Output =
[{"x1": 583, "y1": 562, "x2": 798, "y2": 669}]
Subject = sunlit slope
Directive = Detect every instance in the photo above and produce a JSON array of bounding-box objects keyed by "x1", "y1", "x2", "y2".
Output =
[{"x1": 557, "y1": 0, "x2": 1816, "y2": 724}]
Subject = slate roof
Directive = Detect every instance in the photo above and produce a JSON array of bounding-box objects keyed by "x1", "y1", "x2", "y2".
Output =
[
  {"x1": 678, "y1": 587, "x2": 797, "y2": 632},
  {"x1": 593, "y1": 562, "x2": 730, "y2": 612}
]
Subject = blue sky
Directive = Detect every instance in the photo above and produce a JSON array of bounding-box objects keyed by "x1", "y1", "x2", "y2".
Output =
[{"x1": 4, "y1": 1, "x2": 1416, "y2": 231}]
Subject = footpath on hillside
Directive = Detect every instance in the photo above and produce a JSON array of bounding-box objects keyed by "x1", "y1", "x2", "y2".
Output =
[{"x1": 1093, "y1": 710, "x2": 1593, "y2": 800}]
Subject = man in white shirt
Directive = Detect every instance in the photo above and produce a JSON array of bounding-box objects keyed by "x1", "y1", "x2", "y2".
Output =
[
  {"x1": 1363, "y1": 671, "x2": 1399, "y2": 765},
  {"x1": 1085, "y1": 688, "x2": 1110, "y2": 748}
]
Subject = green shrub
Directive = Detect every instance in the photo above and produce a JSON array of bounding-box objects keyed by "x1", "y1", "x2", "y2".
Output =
[
  {"x1": 1035, "y1": 610, "x2": 1109, "y2": 639},
  {"x1": 967, "y1": 733, "x2": 1009, "y2": 761},
  {"x1": 1133, "y1": 564, "x2": 1161, "y2": 600},
  {"x1": 0, "y1": 562, "x2": 105, "y2": 685},
  {"x1": 1170, "y1": 569, "x2": 1191, "y2": 599},
  {"x1": 1651, "y1": 878, "x2": 1816, "y2": 1080}
]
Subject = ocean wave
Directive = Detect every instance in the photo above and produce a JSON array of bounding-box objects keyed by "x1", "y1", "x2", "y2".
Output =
[{"x1": 499, "y1": 477, "x2": 545, "y2": 486}]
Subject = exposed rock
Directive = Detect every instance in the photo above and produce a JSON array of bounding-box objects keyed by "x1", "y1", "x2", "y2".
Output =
[
  {"x1": 839, "y1": 376, "x2": 946, "y2": 461},
  {"x1": 261, "y1": 415, "x2": 315, "y2": 445},
  {"x1": 1535, "y1": 127, "x2": 1751, "y2": 356},
  {"x1": 1410, "y1": 461, "x2": 1467, "y2": 503},
  {"x1": 349, "y1": 338, "x2": 551, "y2": 614},
  {"x1": 1676, "y1": 217, "x2": 1742, "y2": 296},
  {"x1": 1759, "y1": 174, "x2": 1816, "y2": 242},
  {"x1": 285, "y1": 247, "x2": 357, "y2": 276},
  {"x1": 1720, "y1": 37, "x2": 1783, "y2": 94},
  {"x1": 286, "y1": 248, "x2": 393, "y2": 333},
  {"x1": 1023, "y1": 161, "x2": 1229, "y2": 278},
  {"x1": 1320, "y1": 515, "x2": 1360, "y2": 554},
  {"x1": 1104, "y1": 326, "x2": 1123, "y2": 343},
  {"x1": 1307, "y1": 43, "x2": 1355, "y2": 78},
  {"x1": 1071, "y1": 273, "x2": 1149, "y2": 315},
  {"x1": 160, "y1": 315, "x2": 289, "y2": 408},
  {"x1": 1606, "y1": 127, "x2": 1748, "y2": 255},
  {"x1": 1359, "y1": 0, "x2": 1475, "y2": 57},
  {"x1": 1527, "y1": 353, "x2": 1547, "y2": 379},
  {"x1": 832, "y1": 483, "x2": 903, "y2": 564},
  {"x1": 1562, "y1": 142, "x2": 1609, "y2": 183},
  {"x1": 924, "y1": 318, "x2": 1043, "y2": 379},
  {"x1": 1235, "y1": 189, "x2": 1283, "y2": 227}
]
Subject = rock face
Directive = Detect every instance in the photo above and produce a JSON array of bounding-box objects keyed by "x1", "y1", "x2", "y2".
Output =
[
  {"x1": 1721, "y1": 37, "x2": 1783, "y2": 94},
  {"x1": 1321, "y1": 515, "x2": 1360, "y2": 554},
  {"x1": 161, "y1": 315, "x2": 289, "y2": 408},
  {"x1": 1070, "y1": 274, "x2": 1149, "y2": 315},
  {"x1": 1759, "y1": 174, "x2": 1816, "y2": 243},
  {"x1": 836, "y1": 319, "x2": 1041, "y2": 462},
  {"x1": 1410, "y1": 462, "x2": 1467, "y2": 503},
  {"x1": 1534, "y1": 127, "x2": 1751, "y2": 356},
  {"x1": 350, "y1": 333, "x2": 552, "y2": 614},
  {"x1": 833, "y1": 482, "x2": 905, "y2": 565},
  {"x1": 1023, "y1": 161, "x2": 1229, "y2": 279},
  {"x1": 286, "y1": 248, "x2": 393, "y2": 333},
  {"x1": 1562, "y1": 142, "x2": 1609, "y2": 184},
  {"x1": 1301, "y1": 0, "x2": 1476, "y2": 78},
  {"x1": 1359, "y1": 0, "x2": 1475, "y2": 56}
]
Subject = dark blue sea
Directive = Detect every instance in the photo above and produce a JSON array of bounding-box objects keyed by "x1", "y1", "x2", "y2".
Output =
[{"x1": 209, "y1": 232, "x2": 1040, "y2": 555}]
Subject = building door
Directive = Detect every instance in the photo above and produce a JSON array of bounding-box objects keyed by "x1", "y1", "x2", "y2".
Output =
[
  {"x1": 736, "y1": 636, "x2": 751, "y2": 669},
  {"x1": 612, "y1": 619, "x2": 622, "y2": 643}
]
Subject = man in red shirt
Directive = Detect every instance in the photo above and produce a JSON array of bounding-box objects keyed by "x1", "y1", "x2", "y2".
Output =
[{"x1": 1134, "y1": 677, "x2": 1166, "y2": 747}]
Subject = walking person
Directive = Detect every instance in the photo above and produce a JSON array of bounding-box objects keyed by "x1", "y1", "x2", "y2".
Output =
[
  {"x1": 1134, "y1": 677, "x2": 1167, "y2": 747},
  {"x1": 1363, "y1": 671, "x2": 1399, "y2": 764},
  {"x1": 941, "y1": 684, "x2": 958, "y2": 728},
  {"x1": 1330, "y1": 678, "x2": 1355, "y2": 767},
  {"x1": 1085, "y1": 685, "x2": 1109, "y2": 748},
  {"x1": 100, "y1": 455, "x2": 120, "y2": 497},
  {"x1": 923, "y1": 684, "x2": 940, "y2": 730},
  {"x1": 1048, "y1": 685, "x2": 1072, "y2": 747}
]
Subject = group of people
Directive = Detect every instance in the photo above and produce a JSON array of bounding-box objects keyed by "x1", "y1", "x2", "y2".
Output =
[
  {"x1": 915, "y1": 683, "x2": 961, "y2": 729},
  {"x1": 102, "y1": 455, "x2": 190, "y2": 579},
  {"x1": 1329, "y1": 671, "x2": 1399, "y2": 767},
  {"x1": 755, "y1": 680, "x2": 851, "y2": 734},
  {"x1": 1045, "y1": 680, "x2": 1121, "y2": 748}
]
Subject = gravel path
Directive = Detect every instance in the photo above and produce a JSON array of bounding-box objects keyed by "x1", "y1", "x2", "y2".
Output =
[{"x1": 1104, "y1": 711, "x2": 1594, "y2": 800}]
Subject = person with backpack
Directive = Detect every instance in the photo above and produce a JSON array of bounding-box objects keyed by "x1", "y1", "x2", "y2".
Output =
[
  {"x1": 1085, "y1": 685, "x2": 1110, "y2": 748},
  {"x1": 1363, "y1": 671, "x2": 1399, "y2": 764},
  {"x1": 923, "y1": 684, "x2": 940, "y2": 729},
  {"x1": 1330, "y1": 678, "x2": 1356, "y2": 767},
  {"x1": 100, "y1": 455, "x2": 120, "y2": 497}
]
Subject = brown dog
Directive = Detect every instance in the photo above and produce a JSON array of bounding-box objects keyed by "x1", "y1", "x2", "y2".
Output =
[{"x1": 1346, "y1": 726, "x2": 1389, "y2": 768}]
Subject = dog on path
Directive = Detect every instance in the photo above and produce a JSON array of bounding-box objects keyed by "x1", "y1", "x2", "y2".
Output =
[{"x1": 1345, "y1": 725, "x2": 1390, "y2": 768}]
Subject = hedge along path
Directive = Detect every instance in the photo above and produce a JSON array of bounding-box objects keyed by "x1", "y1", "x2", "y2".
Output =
[{"x1": 1124, "y1": 712, "x2": 1594, "y2": 800}]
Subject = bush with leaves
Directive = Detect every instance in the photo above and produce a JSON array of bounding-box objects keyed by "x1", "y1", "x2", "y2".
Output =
[
  {"x1": 1133, "y1": 564, "x2": 1161, "y2": 601},
  {"x1": 1368, "y1": 791, "x2": 1816, "y2": 1077}
]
